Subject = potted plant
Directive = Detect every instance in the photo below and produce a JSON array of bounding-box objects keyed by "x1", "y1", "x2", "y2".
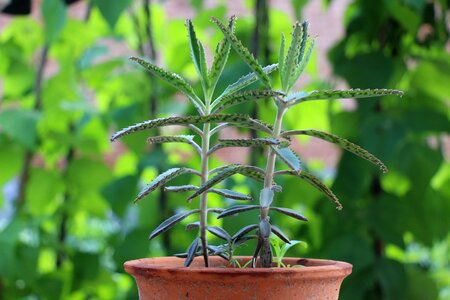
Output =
[{"x1": 110, "y1": 16, "x2": 403, "y2": 300}]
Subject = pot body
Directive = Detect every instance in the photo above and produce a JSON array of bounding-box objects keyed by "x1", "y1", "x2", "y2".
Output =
[{"x1": 125, "y1": 256, "x2": 352, "y2": 300}]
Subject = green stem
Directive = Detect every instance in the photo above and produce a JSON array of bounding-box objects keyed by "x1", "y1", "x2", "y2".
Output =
[
  {"x1": 258, "y1": 104, "x2": 286, "y2": 267},
  {"x1": 199, "y1": 100, "x2": 212, "y2": 267}
]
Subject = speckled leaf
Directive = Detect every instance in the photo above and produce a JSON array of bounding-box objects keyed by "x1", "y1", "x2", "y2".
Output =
[
  {"x1": 135, "y1": 168, "x2": 199, "y2": 203},
  {"x1": 291, "y1": 37, "x2": 315, "y2": 83},
  {"x1": 209, "y1": 189, "x2": 252, "y2": 200},
  {"x1": 165, "y1": 185, "x2": 199, "y2": 193},
  {"x1": 282, "y1": 21, "x2": 305, "y2": 92},
  {"x1": 275, "y1": 170, "x2": 342, "y2": 210},
  {"x1": 278, "y1": 33, "x2": 286, "y2": 77},
  {"x1": 147, "y1": 135, "x2": 201, "y2": 154},
  {"x1": 187, "y1": 165, "x2": 265, "y2": 202},
  {"x1": 211, "y1": 17, "x2": 271, "y2": 88},
  {"x1": 111, "y1": 114, "x2": 272, "y2": 141},
  {"x1": 209, "y1": 138, "x2": 280, "y2": 155},
  {"x1": 149, "y1": 209, "x2": 199, "y2": 240},
  {"x1": 285, "y1": 88, "x2": 404, "y2": 106},
  {"x1": 272, "y1": 147, "x2": 302, "y2": 173},
  {"x1": 282, "y1": 129, "x2": 387, "y2": 173},
  {"x1": 271, "y1": 207, "x2": 308, "y2": 221},
  {"x1": 217, "y1": 205, "x2": 260, "y2": 219},
  {"x1": 129, "y1": 56, "x2": 204, "y2": 113},
  {"x1": 212, "y1": 90, "x2": 284, "y2": 113},
  {"x1": 186, "y1": 20, "x2": 209, "y2": 87},
  {"x1": 209, "y1": 17, "x2": 235, "y2": 90},
  {"x1": 217, "y1": 64, "x2": 278, "y2": 101}
]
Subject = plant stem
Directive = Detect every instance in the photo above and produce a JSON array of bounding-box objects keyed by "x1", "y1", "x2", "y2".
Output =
[
  {"x1": 258, "y1": 105, "x2": 286, "y2": 267},
  {"x1": 199, "y1": 96, "x2": 212, "y2": 266}
]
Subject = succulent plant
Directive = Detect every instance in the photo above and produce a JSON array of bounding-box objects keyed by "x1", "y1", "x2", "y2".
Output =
[{"x1": 111, "y1": 16, "x2": 403, "y2": 268}]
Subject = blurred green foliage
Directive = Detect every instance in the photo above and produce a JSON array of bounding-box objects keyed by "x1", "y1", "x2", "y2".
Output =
[{"x1": 0, "y1": 0, "x2": 448, "y2": 299}]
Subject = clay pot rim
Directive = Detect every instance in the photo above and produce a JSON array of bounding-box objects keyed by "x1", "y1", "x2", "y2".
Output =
[{"x1": 124, "y1": 256, "x2": 352, "y2": 275}]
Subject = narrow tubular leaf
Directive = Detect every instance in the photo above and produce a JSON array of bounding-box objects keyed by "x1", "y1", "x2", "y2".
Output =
[
  {"x1": 215, "y1": 64, "x2": 278, "y2": 102},
  {"x1": 285, "y1": 88, "x2": 404, "y2": 106},
  {"x1": 184, "y1": 237, "x2": 200, "y2": 267},
  {"x1": 165, "y1": 185, "x2": 199, "y2": 193},
  {"x1": 275, "y1": 170, "x2": 343, "y2": 210},
  {"x1": 212, "y1": 90, "x2": 284, "y2": 113},
  {"x1": 278, "y1": 33, "x2": 285, "y2": 78},
  {"x1": 272, "y1": 147, "x2": 302, "y2": 173},
  {"x1": 129, "y1": 57, "x2": 204, "y2": 113},
  {"x1": 271, "y1": 225, "x2": 290, "y2": 244},
  {"x1": 149, "y1": 209, "x2": 199, "y2": 240},
  {"x1": 209, "y1": 189, "x2": 252, "y2": 200},
  {"x1": 271, "y1": 207, "x2": 308, "y2": 221},
  {"x1": 135, "y1": 168, "x2": 199, "y2": 203},
  {"x1": 232, "y1": 224, "x2": 259, "y2": 242},
  {"x1": 291, "y1": 37, "x2": 315, "y2": 83},
  {"x1": 282, "y1": 129, "x2": 388, "y2": 173},
  {"x1": 209, "y1": 17, "x2": 235, "y2": 90},
  {"x1": 111, "y1": 114, "x2": 271, "y2": 141},
  {"x1": 217, "y1": 205, "x2": 260, "y2": 219},
  {"x1": 187, "y1": 165, "x2": 265, "y2": 202},
  {"x1": 207, "y1": 226, "x2": 231, "y2": 242},
  {"x1": 208, "y1": 138, "x2": 280, "y2": 155},
  {"x1": 147, "y1": 135, "x2": 201, "y2": 154},
  {"x1": 208, "y1": 208, "x2": 225, "y2": 214},
  {"x1": 211, "y1": 17, "x2": 271, "y2": 88},
  {"x1": 185, "y1": 221, "x2": 200, "y2": 231},
  {"x1": 186, "y1": 20, "x2": 203, "y2": 80},
  {"x1": 282, "y1": 22, "x2": 303, "y2": 92},
  {"x1": 208, "y1": 164, "x2": 266, "y2": 182}
]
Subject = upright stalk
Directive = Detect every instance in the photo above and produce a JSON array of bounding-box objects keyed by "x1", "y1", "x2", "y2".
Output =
[
  {"x1": 258, "y1": 104, "x2": 287, "y2": 267},
  {"x1": 199, "y1": 102, "x2": 211, "y2": 266}
]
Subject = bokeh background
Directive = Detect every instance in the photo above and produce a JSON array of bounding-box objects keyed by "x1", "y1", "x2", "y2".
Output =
[{"x1": 0, "y1": 0, "x2": 449, "y2": 299}]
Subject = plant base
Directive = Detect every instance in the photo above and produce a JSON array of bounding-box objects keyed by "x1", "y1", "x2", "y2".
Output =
[{"x1": 124, "y1": 256, "x2": 352, "y2": 300}]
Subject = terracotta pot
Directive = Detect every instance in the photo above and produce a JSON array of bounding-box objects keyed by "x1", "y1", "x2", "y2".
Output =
[{"x1": 124, "y1": 256, "x2": 352, "y2": 300}]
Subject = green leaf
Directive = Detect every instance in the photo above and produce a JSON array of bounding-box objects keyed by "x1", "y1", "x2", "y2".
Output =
[
  {"x1": 282, "y1": 21, "x2": 305, "y2": 92},
  {"x1": 184, "y1": 237, "x2": 200, "y2": 267},
  {"x1": 211, "y1": 17, "x2": 271, "y2": 88},
  {"x1": 275, "y1": 170, "x2": 343, "y2": 210},
  {"x1": 209, "y1": 189, "x2": 252, "y2": 200},
  {"x1": 217, "y1": 64, "x2": 278, "y2": 101},
  {"x1": 208, "y1": 138, "x2": 281, "y2": 155},
  {"x1": 208, "y1": 17, "x2": 235, "y2": 92},
  {"x1": 135, "y1": 168, "x2": 199, "y2": 203},
  {"x1": 272, "y1": 147, "x2": 302, "y2": 173},
  {"x1": 285, "y1": 88, "x2": 404, "y2": 106},
  {"x1": 111, "y1": 114, "x2": 272, "y2": 141},
  {"x1": 41, "y1": 0, "x2": 67, "y2": 43},
  {"x1": 232, "y1": 224, "x2": 259, "y2": 242},
  {"x1": 185, "y1": 221, "x2": 200, "y2": 231},
  {"x1": 0, "y1": 109, "x2": 40, "y2": 149},
  {"x1": 165, "y1": 185, "x2": 198, "y2": 193},
  {"x1": 282, "y1": 129, "x2": 387, "y2": 173},
  {"x1": 212, "y1": 90, "x2": 284, "y2": 113},
  {"x1": 278, "y1": 33, "x2": 286, "y2": 77},
  {"x1": 271, "y1": 225, "x2": 290, "y2": 244},
  {"x1": 271, "y1": 207, "x2": 308, "y2": 221},
  {"x1": 147, "y1": 135, "x2": 201, "y2": 154},
  {"x1": 217, "y1": 205, "x2": 260, "y2": 219},
  {"x1": 291, "y1": 37, "x2": 315, "y2": 83},
  {"x1": 186, "y1": 20, "x2": 209, "y2": 88},
  {"x1": 93, "y1": 0, "x2": 132, "y2": 29},
  {"x1": 207, "y1": 226, "x2": 231, "y2": 242},
  {"x1": 129, "y1": 57, "x2": 204, "y2": 113},
  {"x1": 187, "y1": 165, "x2": 266, "y2": 202},
  {"x1": 149, "y1": 209, "x2": 199, "y2": 240}
]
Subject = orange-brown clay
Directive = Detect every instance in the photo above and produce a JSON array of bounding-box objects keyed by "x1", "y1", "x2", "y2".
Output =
[{"x1": 124, "y1": 256, "x2": 352, "y2": 300}]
